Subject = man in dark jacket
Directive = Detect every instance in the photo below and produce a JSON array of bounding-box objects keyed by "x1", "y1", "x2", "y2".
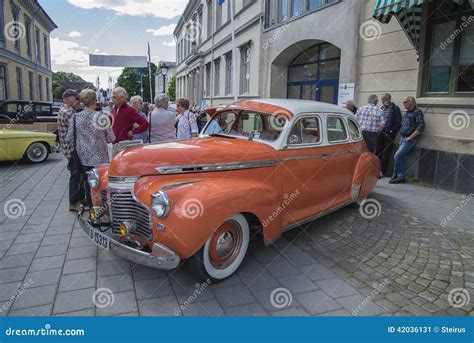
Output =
[
  {"x1": 376, "y1": 93, "x2": 402, "y2": 177},
  {"x1": 111, "y1": 87, "x2": 149, "y2": 143},
  {"x1": 390, "y1": 96, "x2": 425, "y2": 184}
]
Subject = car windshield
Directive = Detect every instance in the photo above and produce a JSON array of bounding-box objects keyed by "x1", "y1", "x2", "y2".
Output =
[{"x1": 202, "y1": 110, "x2": 287, "y2": 142}]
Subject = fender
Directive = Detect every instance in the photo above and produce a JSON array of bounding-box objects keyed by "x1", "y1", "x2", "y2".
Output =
[
  {"x1": 352, "y1": 152, "x2": 380, "y2": 201},
  {"x1": 133, "y1": 175, "x2": 280, "y2": 259},
  {"x1": 90, "y1": 165, "x2": 109, "y2": 206}
]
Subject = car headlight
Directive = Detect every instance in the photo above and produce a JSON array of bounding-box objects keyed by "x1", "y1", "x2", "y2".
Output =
[
  {"x1": 151, "y1": 191, "x2": 169, "y2": 218},
  {"x1": 87, "y1": 169, "x2": 100, "y2": 189}
]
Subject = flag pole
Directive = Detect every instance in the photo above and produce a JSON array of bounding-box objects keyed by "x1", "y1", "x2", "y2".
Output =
[
  {"x1": 230, "y1": 1, "x2": 237, "y2": 102},
  {"x1": 147, "y1": 42, "x2": 153, "y2": 142}
]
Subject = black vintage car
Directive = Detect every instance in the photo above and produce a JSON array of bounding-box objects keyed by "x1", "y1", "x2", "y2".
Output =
[{"x1": 0, "y1": 100, "x2": 55, "y2": 121}]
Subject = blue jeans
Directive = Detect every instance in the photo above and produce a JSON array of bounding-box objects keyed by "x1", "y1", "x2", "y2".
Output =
[{"x1": 393, "y1": 136, "x2": 417, "y2": 179}]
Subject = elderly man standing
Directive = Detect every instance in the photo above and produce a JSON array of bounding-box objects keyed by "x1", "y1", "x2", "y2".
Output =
[
  {"x1": 376, "y1": 93, "x2": 401, "y2": 177},
  {"x1": 111, "y1": 87, "x2": 149, "y2": 143},
  {"x1": 57, "y1": 89, "x2": 84, "y2": 212},
  {"x1": 390, "y1": 96, "x2": 425, "y2": 184},
  {"x1": 355, "y1": 94, "x2": 384, "y2": 153},
  {"x1": 150, "y1": 93, "x2": 176, "y2": 142}
]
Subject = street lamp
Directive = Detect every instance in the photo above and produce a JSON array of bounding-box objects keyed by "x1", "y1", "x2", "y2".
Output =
[{"x1": 160, "y1": 62, "x2": 169, "y2": 94}]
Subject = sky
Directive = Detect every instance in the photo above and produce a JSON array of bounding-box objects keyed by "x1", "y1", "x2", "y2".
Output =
[{"x1": 38, "y1": 0, "x2": 188, "y2": 85}]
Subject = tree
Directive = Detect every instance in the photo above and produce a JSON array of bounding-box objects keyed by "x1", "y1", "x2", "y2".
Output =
[
  {"x1": 52, "y1": 71, "x2": 94, "y2": 100},
  {"x1": 115, "y1": 63, "x2": 157, "y2": 102},
  {"x1": 167, "y1": 75, "x2": 176, "y2": 102}
]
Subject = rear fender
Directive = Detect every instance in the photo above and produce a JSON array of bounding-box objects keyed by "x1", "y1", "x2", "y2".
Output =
[
  {"x1": 352, "y1": 152, "x2": 380, "y2": 201},
  {"x1": 133, "y1": 176, "x2": 280, "y2": 259}
]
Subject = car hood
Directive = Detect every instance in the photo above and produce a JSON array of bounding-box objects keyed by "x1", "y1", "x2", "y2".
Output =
[
  {"x1": 108, "y1": 137, "x2": 276, "y2": 177},
  {"x1": 0, "y1": 130, "x2": 56, "y2": 138}
]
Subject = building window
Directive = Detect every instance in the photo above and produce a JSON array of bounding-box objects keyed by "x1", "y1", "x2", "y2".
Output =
[
  {"x1": 28, "y1": 71, "x2": 34, "y2": 100},
  {"x1": 205, "y1": 63, "x2": 211, "y2": 97},
  {"x1": 0, "y1": 0, "x2": 5, "y2": 48},
  {"x1": 198, "y1": 12, "x2": 203, "y2": 44},
  {"x1": 214, "y1": 58, "x2": 220, "y2": 96},
  {"x1": 43, "y1": 35, "x2": 49, "y2": 68},
  {"x1": 24, "y1": 15, "x2": 32, "y2": 58},
  {"x1": 225, "y1": 53, "x2": 233, "y2": 95},
  {"x1": 265, "y1": 0, "x2": 337, "y2": 28},
  {"x1": 207, "y1": 1, "x2": 213, "y2": 38},
  {"x1": 46, "y1": 77, "x2": 50, "y2": 101},
  {"x1": 423, "y1": 1, "x2": 474, "y2": 95},
  {"x1": 38, "y1": 75, "x2": 43, "y2": 101},
  {"x1": 227, "y1": 0, "x2": 235, "y2": 21},
  {"x1": 177, "y1": 41, "x2": 180, "y2": 63},
  {"x1": 240, "y1": 45, "x2": 251, "y2": 94},
  {"x1": 0, "y1": 64, "x2": 7, "y2": 100},
  {"x1": 35, "y1": 28, "x2": 41, "y2": 65},
  {"x1": 216, "y1": 2, "x2": 222, "y2": 30},
  {"x1": 243, "y1": 0, "x2": 254, "y2": 8},
  {"x1": 11, "y1": 6, "x2": 21, "y2": 51},
  {"x1": 16, "y1": 67, "x2": 22, "y2": 99}
]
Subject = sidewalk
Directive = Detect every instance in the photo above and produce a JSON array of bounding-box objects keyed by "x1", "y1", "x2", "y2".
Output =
[{"x1": 374, "y1": 178, "x2": 473, "y2": 233}]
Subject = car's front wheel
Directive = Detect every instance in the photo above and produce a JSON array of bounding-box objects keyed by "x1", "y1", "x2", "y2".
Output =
[
  {"x1": 24, "y1": 142, "x2": 49, "y2": 163},
  {"x1": 191, "y1": 213, "x2": 249, "y2": 282}
]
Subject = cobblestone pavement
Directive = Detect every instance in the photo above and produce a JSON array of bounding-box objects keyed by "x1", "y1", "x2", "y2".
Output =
[{"x1": 0, "y1": 155, "x2": 472, "y2": 316}]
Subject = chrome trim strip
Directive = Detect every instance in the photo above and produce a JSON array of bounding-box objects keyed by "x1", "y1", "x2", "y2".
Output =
[
  {"x1": 280, "y1": 148, "x2": 359, "y2": 162},
  {"x1": 108, "y1": 176, "x2": 139, "y2": 192},
  {"x1": 156, "y1": 160, "x2": 276, "y2": 174},
  {"x1": 161, "y1": 180, "x2": 204, "y2": 191},
  {"x1": 77, "y1": 215, "x2": 179, "y2": 270},
  {"x1": 2, "y1": 136, "x2": 55, "y2": 140}
]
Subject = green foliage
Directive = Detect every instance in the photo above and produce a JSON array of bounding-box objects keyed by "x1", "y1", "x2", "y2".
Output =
[
  {"x1": 167, "y1": 75, "x2": 176, "y2": 102},
  {"x1": 52, "y1": 71, "x2": 86, "y2": 82},
  {"x1": 116, "y1": 62, "x2": 157, "y2": 102},
  {"x1": 52, "y1": 81, "x2": 64, "y2": 100}
]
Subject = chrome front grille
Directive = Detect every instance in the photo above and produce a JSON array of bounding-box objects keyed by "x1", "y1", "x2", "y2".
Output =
[{"x1": 109, "y1": 191, "x2": 152, "y2": 240}]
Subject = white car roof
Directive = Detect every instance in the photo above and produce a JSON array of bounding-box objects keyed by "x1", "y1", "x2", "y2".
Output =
[{"x1": 236, "y1": 99, "x2": 354, "y2": 117}]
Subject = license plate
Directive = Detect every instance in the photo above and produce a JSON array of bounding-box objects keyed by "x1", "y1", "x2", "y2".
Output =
[{"x1": 88, "y1": 226, "x2": 110, "y2": 250}]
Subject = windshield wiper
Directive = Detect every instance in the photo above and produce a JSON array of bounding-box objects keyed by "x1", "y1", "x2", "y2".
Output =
[{"x1": 209, "y1": 133, "x2": 236, "y2": 139}]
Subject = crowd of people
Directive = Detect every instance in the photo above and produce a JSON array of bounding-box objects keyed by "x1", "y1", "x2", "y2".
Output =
[
  {"x1": 57, "y1": 87, "x2": 200, "y2": 212},
  {"x1": 348, "y1": 93, "x2": 425, "y2": 185}
]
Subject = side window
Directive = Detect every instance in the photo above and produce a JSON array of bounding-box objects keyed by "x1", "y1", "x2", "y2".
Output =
[
  {"x1": 327, "y1": 116, "x2": 348, "y2": 143},
  {"x1": 348, "y1": 118, "x2": 362, "y2": 140},
  {"x1": 287, "y1": 116, "x2": 321, "y2": 145}
]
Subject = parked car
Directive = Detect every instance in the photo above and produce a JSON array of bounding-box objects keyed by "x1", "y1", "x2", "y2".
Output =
[
  {"x1": 0, "y1": 129, "x2": 57, "y2": 163},
  {"x1": 78, "y1": 99, "x2": 380, "y2": 281},
  {"x1": 0, "y1": 100, "x2": 58, "y2": 134}
]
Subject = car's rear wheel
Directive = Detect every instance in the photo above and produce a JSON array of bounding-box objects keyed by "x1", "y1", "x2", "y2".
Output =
[
  {"x1": 191, "y1": 213, "x2": 249, "y2": 282},
  {"x1": 24, "y1": 142, "x2": 49, "y2": 163}
]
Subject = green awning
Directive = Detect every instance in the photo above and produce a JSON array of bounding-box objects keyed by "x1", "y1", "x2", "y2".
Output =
[{"x1": 372, "y1": 0, "x2": 465, "y2": 54}]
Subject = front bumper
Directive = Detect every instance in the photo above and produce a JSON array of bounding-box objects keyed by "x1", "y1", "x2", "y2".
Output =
[{"x1": 77, "y1": 213, "x2": 180, "y2": 270}]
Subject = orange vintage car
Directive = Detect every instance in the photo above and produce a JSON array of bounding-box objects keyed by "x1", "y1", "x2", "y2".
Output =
[{"x1": 78, "y1": 99, "x2": 380, "y2": 281}]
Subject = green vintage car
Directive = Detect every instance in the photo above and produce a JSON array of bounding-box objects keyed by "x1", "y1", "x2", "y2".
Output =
[{"x1": 0, "y1": 129, "x2": 57, "y2": 163}]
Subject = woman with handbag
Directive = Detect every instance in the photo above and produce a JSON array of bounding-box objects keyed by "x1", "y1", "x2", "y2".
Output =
[{"x1": 66, "y1": 89, "x2": 115, "y2": 207}]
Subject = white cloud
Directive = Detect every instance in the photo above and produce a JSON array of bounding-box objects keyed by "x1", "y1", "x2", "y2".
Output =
[
  {"x1": 147, "y1": 24, "x2": 177, "y2": 36},
  {"x1": 68, "y1": 0, "x2": 187, "y2": 19},
  {"x1": 67, "y1": 31, "x2": 82, "y2": 38},
  {"x1": 50, "y1": 37, "x2": 89, "y2": 67},
  {"x1": 163, "y1": 39, "x2": 176, "y2": 47}
]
